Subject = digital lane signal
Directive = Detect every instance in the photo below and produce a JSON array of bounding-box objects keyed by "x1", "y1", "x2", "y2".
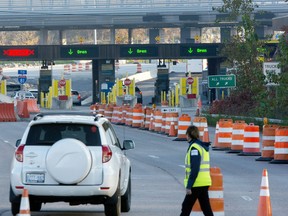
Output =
[
  {"x1": 120, "y1": 46, "x2": 158, "y2": 58},
  {"x1": 0, "y1": 48, "x2": 38, "y2": 58},
  {"x1": 180, "y1": 45, "x2": 218, "y2": 57},
  {"x1": 60, "y1": 46, "x2": 99, "y2": 59}
]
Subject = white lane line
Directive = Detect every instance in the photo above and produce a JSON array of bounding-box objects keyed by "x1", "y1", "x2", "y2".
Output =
[
  {"x1": 4, "y1": 140, "x2": 9, "y2": 143},
  {"x1": 148, "y1": 155, "x2": 159, "y2": 159},
  {"x1": 179, "y1": 165, "x2": 185, "y2": 168},
  {"x1": 241, "y1": 196, "x2": 253, "y2": 201}
]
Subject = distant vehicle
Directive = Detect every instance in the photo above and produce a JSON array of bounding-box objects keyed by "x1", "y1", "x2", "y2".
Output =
[
  {"x1": 71, "y1": 90, "x2": 82, "y2": 105},
  {"x1": 12, "y1": 91, "x2": 35, "y2": 100},
  {"x1": 6, "y1": 84, "x2": 21, "y2": 97},
  {"x1": 28, "y1": 89, "x2": 39, "y2": 99}
]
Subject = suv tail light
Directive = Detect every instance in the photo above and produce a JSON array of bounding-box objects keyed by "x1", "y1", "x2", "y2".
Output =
[
  {"x1": 15, "y1": 145, "x2": 25, "y2": 162},
  {"x1": 102, "y1": 145, "x2": 112, "y2": 163},
  {"x1": 77, "y1": 94, "x2": 81, "y2": 100}
]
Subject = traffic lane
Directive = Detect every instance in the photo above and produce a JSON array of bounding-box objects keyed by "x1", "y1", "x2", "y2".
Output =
[
  {"x1": 0, "y1": 122, "x2": 184, "y2": 216},
  {"x1": 0, "y1": 122, "x2": 29, "y2": 147},
  {"x1": 116, "y1": 125, "x2": 288, "y2": 216}
]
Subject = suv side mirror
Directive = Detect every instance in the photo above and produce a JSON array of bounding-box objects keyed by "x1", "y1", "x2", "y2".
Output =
[
  {"x1": 122, "y1": 140, "x2": 135, "y2": 150},
  {"x1": 15, "y1": 139, "x2": 21, "y2": 147}
]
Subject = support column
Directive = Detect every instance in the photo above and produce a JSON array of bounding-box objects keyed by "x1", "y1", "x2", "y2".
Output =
[
  {"x1": 149, "y1": 28, "x2": 160, "y2": 44},
  {"x1": 92, "y1": 59, "x2": 115, "y2": 103},
  {"x1": 60, "y1": 30, "x2": 67, "y2": 45},
  {"x1": 220, "y1": 27, "x2": 231, "y2": 43},
  {"x1": 128, "y1": 28, "x2": 132, "y2": 44},
  {"x1": 110, "y1": 28, "x2": 115, "y2": 44},
  {"x1": 207, "y1": 58, "x2": 221, "y2": 103},
  {"x1": 180, "y1": 27, "x2": 191, "y2": 43},
  {"x1": 39, "y1": 30, "x2": 48, "y2": 45}
]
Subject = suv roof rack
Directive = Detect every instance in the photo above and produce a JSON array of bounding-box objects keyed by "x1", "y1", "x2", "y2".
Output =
[{"x1": 33, "y1": 112, "x2": 100, "y2": 121}]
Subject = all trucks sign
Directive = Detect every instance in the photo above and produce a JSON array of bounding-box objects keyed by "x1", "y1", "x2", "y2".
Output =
[{"x1": 263, "y1": 62, "x2": 281, "y2": 85}]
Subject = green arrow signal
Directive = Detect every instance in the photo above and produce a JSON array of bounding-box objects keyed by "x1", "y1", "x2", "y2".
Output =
[
  {"x1": 128, "y1": 48, "x2": 133, "y2": 54},
  {"x1": 68, "y1": 49, "x2": 73, "y2": 55},
  {"x1": 188, "y1": 48, "x2": 193, "y2": 54}
]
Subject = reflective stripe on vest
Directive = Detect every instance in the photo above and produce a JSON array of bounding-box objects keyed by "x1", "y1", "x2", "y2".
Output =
[{"x1": 184, "y1": 143, "x2": 212, "y2": 187}]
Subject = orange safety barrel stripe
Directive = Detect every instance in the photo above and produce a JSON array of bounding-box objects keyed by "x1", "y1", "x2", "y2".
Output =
[
  {"x1": 230, "y1": 121, "x2": 246, "y2": 152},
  {"x1": 216, "y1": 119, "x2": 233, "y2": 150},
  {"x1": 239, "y1": 123, "x2": 261, "y2": 156},
  {"x1": 192, "y1": 167, "x2": 224, "y2": 215},
  {"x1": 165, "y1": 112, "x2": 178, "y2": 134},
  {"x1": 271, "y1": 127, "x2": 288, "y2": 163},
  {"x1": 176, "y1": 114, "x2": 191, "y2": 140}
]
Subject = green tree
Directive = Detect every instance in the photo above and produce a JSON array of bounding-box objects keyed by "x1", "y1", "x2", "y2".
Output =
[
  {"x1": 273, "y1": 28, "x2": 288, "y2": 118},
  {"x1": 211, "y1": 0, "x2": 273, "y2": 117}
]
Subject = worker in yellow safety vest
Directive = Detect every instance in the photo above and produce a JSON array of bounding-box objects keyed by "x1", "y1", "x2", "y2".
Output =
[{"x1": 180, "y1": 125, "x2": 214, "y2": 216}]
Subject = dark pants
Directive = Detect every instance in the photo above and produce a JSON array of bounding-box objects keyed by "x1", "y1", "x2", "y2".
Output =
[{"x1": 180, "y1": 186, "x2": 214, "y2": 216}]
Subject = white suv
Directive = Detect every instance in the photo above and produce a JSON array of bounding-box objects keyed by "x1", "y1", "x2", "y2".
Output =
[{"x1": 10, "y1": 112, "x2": 135, "y2": 216}]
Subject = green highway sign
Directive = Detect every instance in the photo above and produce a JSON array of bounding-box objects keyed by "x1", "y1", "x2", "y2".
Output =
[
  {"x1": 208, "y1": 75, "x2": 236, "y2": 88},
  {"x1": 180, "y1": 45, "x2": 218, "y2": 57},
  {"x1": 120, "y1": 46, "x2": 158, "y2": 57},
  {"x1": 60, "y1": 46, "x2": 99, "y2": 58}
]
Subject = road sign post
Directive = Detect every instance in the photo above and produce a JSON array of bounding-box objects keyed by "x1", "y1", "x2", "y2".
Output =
[{"x1": 208, "y1": 75, "x2": 236, "y2": 88}]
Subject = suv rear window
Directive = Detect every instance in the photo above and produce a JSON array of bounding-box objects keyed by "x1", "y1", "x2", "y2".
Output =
[{"x1": 26, "y1": 123, "x2": 101, "y2": 146}]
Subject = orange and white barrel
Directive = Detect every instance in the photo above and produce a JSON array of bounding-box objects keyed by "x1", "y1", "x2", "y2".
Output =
[
  {"x1": 228, "y1": 120, "x2": 246, "y2": 153},
  {"x1": 71, "y1": 63, "x2": 77, "y2": 72},
  {"x1": 271, "y1": 127, "x2": 288, "y2": 164},
  {"x1": 193, "y1": 117, "x2": 209, "y2": 142},
  {"x1": 64, "y1": 64, "x2": 71, "y2": 73},
  {"x1": 104, "y1": 105, "x2": 114, "y2": 122},
  {"x1": 136, "y1": 63, "x2": 142, "y2": 73},
  {"x1": 215, "y1": 119, "x2": 233, "y2": 150},
  {"x1": 78, "y1": 63, "x2": 83, "y2": 71},
  {"x1": 132, "y1": 106, "x2": 144, "y2": 128},
  {"x1": 85, "y1": 62, "x2": 90, "y2": 70},
  {"x1": 98, "y1": 104, "x2": 106, "y2": 115},
  {"x1": 256, "y1": 124, "x2": 279, "y2": 161},
  {"x1": 121, "y1": 105, "x2": 130, "y2": 125},
  {"x1": 161, "y1": 112, "x2": 166, "y2": 133},
  {"x1": 175, "y1": 114, "x2": 191, "y2": 141},
  {"x1": 165, "y1": 112, "x2": 178, "y2": 135},
  {"x1": 111, "y1": 106, "x2": 122, "y2": 124},
  {"x1": 153, "y1": 109, "x2": 162, "y2": 132},
  {"x1": 125, "y1": 107, "x2": 133, "y2": 126},
  {"x1": 192, "y1": 167, "x2": 224, "y2": 215},
  {"x1": 239, "y1": 123, "x2": 261, "y2": 156},
  {"x1": 144, "y1": 107, "x2": 152, "y2": 129}
]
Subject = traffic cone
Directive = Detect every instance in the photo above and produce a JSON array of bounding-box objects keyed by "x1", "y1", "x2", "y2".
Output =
[
  {"x1": 168, "y1": 122, "x2": 177, "y2": 137},
  {"x1": 257, "y1": 169, "x2": 272, "y2": 216},
  {"x1": 18, "y1": 188, "x2": 31, "y2": 216}
]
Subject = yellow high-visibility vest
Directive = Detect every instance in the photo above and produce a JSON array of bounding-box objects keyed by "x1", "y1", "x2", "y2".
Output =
[{"x1": 184, "y1": 143, "x2": 212, "y2": 187}]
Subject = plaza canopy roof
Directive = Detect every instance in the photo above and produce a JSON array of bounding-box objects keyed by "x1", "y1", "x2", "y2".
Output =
[{"x1": 0, "y1": 0, "x2": 287, "y2": 30}]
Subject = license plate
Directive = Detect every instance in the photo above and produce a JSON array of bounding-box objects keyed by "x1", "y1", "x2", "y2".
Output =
[{"x1": 26, "y1": 173, "x2": 45, "y2": 183}]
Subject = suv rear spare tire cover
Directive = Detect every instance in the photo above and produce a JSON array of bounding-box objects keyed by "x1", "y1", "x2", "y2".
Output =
[{"x1": 46, "y1": 138, "x2": 92, "y2": 184}]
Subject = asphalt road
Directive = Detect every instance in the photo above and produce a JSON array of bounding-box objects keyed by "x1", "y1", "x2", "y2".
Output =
[{"x1": 0, "y1": 113, "x2": 288, "y2": 216}]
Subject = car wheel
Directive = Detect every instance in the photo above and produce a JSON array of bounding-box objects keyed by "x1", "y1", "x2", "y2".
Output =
[
  {"x1": 11, "y1": 202, "x2": 20, "y2": 216},
  {"x1": 104, "y1": 182, "x2": 121, "y2": 216},
  {"x1": 10, "y1": 186, "x2": 20, "y2": 216},
  {"x1": 121, "y1": 173, "x2": 131, "y2": 212}
]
